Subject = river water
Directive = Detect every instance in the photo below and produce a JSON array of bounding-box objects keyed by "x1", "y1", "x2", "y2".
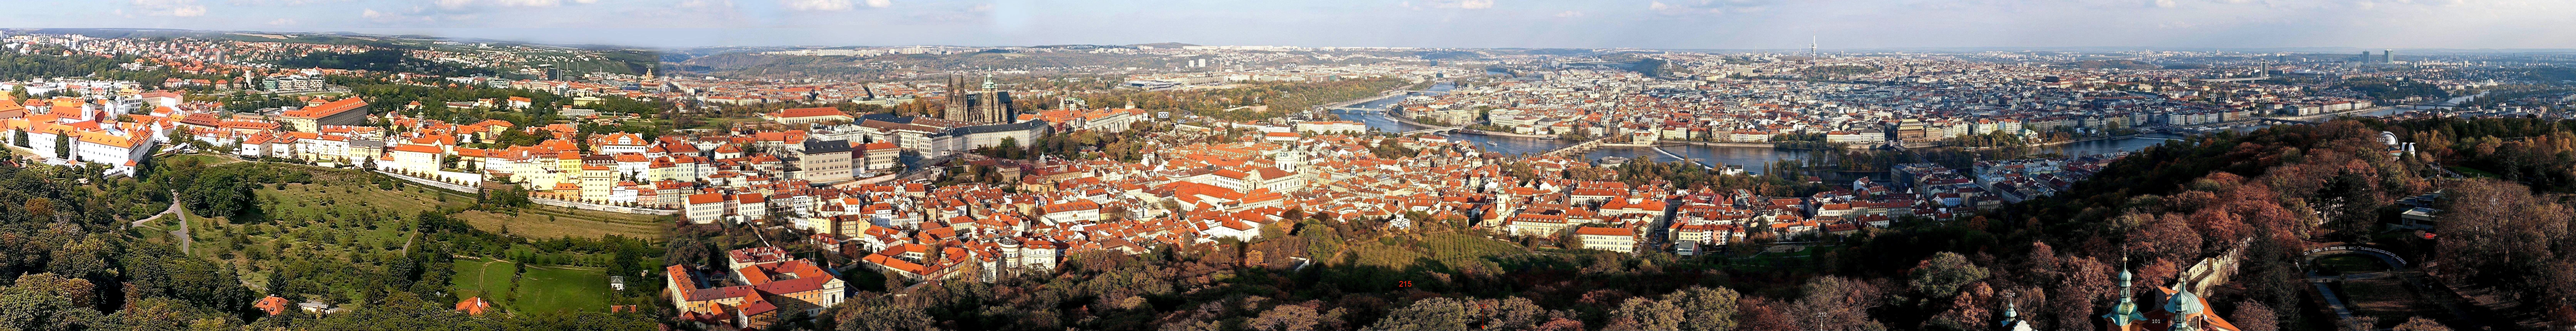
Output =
[{"x1": 1326, "y1": 82, "x2": 2185, "y2": 174}]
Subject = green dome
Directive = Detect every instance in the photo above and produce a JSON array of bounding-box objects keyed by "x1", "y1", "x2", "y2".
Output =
[{"x1": 2164, "y1": 288, "x2": 2204, "y2": 316}]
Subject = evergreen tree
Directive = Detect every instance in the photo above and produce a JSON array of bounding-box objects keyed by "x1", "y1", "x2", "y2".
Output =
[{"x1": 54, "y1": 131, "x2": 70, "y2": 160}]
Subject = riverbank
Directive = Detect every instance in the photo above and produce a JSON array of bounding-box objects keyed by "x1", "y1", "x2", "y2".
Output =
[
  {"x1": 1383, "y1": 114, "x2": 1454, "y2": 131},
  {"x1": 1462, "y1": 130, "x2": 1557, "y2": 138},
  {"x1": 1656, "y1": 140, "x2": 1777, "y2": 148},
  {"x1": 2031, "y1": 134, "x2": 2142, "y2": 147},
  {"x1": 1952, "y1": 134, "x2": 2149, "y2": 151}
]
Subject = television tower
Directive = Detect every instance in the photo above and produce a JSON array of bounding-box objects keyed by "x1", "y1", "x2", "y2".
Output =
[{"x1": 1809, "y1": 36, "x2": 1819, "y2": 63}]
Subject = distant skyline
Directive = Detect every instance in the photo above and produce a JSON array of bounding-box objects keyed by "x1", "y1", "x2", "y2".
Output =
[{"x1": 13, "y1": 0, "x2": 2576, "y2": 50}]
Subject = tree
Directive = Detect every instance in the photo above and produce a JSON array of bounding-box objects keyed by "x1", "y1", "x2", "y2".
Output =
[
  {"x1": 1364, "y1": 297, "x2": 1473, "y2": 331},
  {"x1": 1472, "y1": 297, "x2": 1548, "y2": 330},
  {"x1": 1668, "y1": 286, "x2": 1743, "y2": 331},
  {"x1": 1249, "y1": 304, "x2": 1321, "y2": 331},
  {"x1": 835, "y1": 295, "x2": 944, "y2": 331},
  {"x1": 1791, "y1": 276, "x2": 1887, "y2": 331},
  {"x1": 1607, "y1": 297, "x2": 1685, "y2": 331},
  {"x1": 2389, "y1": 316, "x2": 2450, "y2": 331},
  {"x1": 54, "y1": 131, "x2": 69, "y2": 160},
  {"x1": 2231, "y1": 301, "x2": 2281, "y2": 331},
  {"x1": 1908, "y1": 251, "x2": 1989, "y2": 299}
]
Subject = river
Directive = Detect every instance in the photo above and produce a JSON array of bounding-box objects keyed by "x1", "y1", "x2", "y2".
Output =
[{"x1": 1326, "y1": 82, "x2": 2185, "y2": 174}]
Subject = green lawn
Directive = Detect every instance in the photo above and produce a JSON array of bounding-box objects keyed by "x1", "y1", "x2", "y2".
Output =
[
  {"x1": 514, "y1": 266, "x2": 612, "y2": 313},
  {"x1": 2340, "y1": 278, "x2": 2442, "y2": 327},
  {"x1": 449, "y1": 259, "x2": 612, "y2": 314},
  {"x1": 2447, "y1": 166, "x2": 2500, "y2": 178},
  {"x1": 2315, "y1": 255, "x2": 2391, "y2": 274},
  {"x1": 1345, "y1": 232, "x2": 1527, "y2": 273},
  {"x1": 452, "y1": 259, "x2": 517, "y2": 300},
  {"x1": 1717, "y1": 244, "x2": 1848, "y2": 272}
]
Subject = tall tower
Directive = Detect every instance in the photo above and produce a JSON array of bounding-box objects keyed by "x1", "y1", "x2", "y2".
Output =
[
  {"x1": 976, "y1": 75, "x2": 1008, "y2": 124},
  {"x1": 944, "y1": 74, "x2": 971, "y2": 122},
  {"x1": 2102, "y1": 257, "x2": 2146, "y2": 331},
  {"x1": 1809, "y1": 36, "x2": 1819, "y2": 63},
  {"x1": 2383, "y1": 49, "x2": 2394, "y2": 63}
]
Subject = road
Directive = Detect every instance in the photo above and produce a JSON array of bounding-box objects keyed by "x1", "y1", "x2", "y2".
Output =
[
  {"x1": 174, "y1": 209, "x2": 191, "y2": 255},
  {"x1": 126, "y1": 191, "x2": 193, "y2": 255}
]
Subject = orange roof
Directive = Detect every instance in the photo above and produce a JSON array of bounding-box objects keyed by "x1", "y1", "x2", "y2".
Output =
[
  {"x1": 772, "y1": 107, "x2": 848, "y2": 118},
  {"x1": 391, "y1": 144, "x2": 443, "y2": 154},
  {"x1": 282, "y1": 98, "x2": 367, "y2": 119},
  {"x1": 454, "y1": 297, "x2": 492, "y2": 316},
  {"x1": 1574, "y1": 226, "x2": 1634, "y2": 236},
  {"x1": 687, "y1": 193, "x2": 727, "y2": 205},
  {"x1": 254, "y1": 296, "x2": 293, "y2": 316}
]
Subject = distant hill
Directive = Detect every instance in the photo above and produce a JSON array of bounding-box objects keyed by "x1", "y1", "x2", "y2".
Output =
[
  {"x1": 2061, "y1": 59, "x2": 2161, "y2": 69},
  {"x1": 1414, "y1": 50, "x2": 1484, "y2": 61},
  {"x1": 1131, "y1": 42, "x2": 1199, "y2": 49}
]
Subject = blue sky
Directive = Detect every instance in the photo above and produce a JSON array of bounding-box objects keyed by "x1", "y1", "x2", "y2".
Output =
[{"x1": 15, "y1": 0, "x2": 2576, "y2": 49}]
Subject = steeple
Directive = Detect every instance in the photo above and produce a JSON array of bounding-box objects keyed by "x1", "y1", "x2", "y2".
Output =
[
  {"x1": 944, "y1": 73, "x2": 971, "y2": 122},
  {"x1": 2104, "y1": 256, "x2": 2144, "y2": 329},
  {"x1": 2001, "y1": 292, "x2": 2033, "y2": 331}
]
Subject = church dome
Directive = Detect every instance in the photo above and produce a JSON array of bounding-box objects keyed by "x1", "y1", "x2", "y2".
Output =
[{"x1": 2164, "y1": 287, "x2": 2205, "y2": 316}]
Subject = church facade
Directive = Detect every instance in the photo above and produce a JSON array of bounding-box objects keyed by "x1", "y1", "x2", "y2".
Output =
[{"x1": 943, "y1": 74, "x2": 1015, "y2": 125}]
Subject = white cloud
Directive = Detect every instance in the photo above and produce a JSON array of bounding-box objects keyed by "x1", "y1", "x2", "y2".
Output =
[
  {"x1": 1650, "y1": 0, "x2": 1767, "y2": 15},
  {"x1": 865, "y1": 0, "x2": 890, "y2": 8},
  {"x1": 266, "y1": 18, "x2": 297, "y2": 25},
  {"x1": 132, "y1": 0, "x2": 208, "y2": 17},
  {"x1": 490, "y1": 0, "x2": 565, "y2": 7},
  {"x1": 783, "y1": 0, "x2": 853, "y2": 11},
  {"x1": 360, "y1": 7, "x2": 445, "y2": 22},
  {"x1": 1554, "y1": 10, "x2": 1583, "y2": 17},
  {"x1": 2154, "y1": 0, "x2": 2178, "y2": 8},
  {"x1": 226, "y1": 0, "x2": 345, "y2": 5},
  {"x1": 1423, "y1": 0, "x2": 1489, "y2": 9},
  {"x1": 435, "y1": 0, "x2": 572, "y2": 9}
]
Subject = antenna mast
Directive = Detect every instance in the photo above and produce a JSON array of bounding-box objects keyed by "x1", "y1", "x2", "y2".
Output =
[{"x1": 1810, "y1": 36, "x2": 1819, "y2": 63}]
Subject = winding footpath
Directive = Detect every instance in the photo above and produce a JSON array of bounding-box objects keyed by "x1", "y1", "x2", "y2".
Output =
[{"x1": 125, "y1": 191, "x2": 193, "y2": 255}]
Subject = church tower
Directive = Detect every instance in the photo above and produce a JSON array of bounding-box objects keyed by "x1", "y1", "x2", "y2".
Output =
[
  {"x1": 944, "y1": 74, "x2": 971, "y2": 122},
  {"x1": 2001, "y1": 294, "x2": 2034, "y2": 331},
  {"x1": 975, "y1": 75, "x2": 1010, "y2": 124},
  {"x1": 2103, "y1": 262, "x2": 2145, "y2": 331}
]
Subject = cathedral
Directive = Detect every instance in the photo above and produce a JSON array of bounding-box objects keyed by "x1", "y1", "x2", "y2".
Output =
[
  {"x1": 943, "y1": 74, "x2": 1015, "y2": 124},
  {"x1": 2101, "y1": 266, "x2": 2242, "y2": 331}
]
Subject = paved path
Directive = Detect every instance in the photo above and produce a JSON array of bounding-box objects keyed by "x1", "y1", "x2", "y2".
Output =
[
  {"x1": 2311, "y1": 279, "x2": 2359, "y2": 322},
  {"x1": 127, "y1": 201, "x2": 182, "y2": 227},
  {"x1": 174, "y1": 210, "x2": 191, "y2": 255},
  {"x1": 126, "y1": 190, "x2": 192, "y2": 255}
]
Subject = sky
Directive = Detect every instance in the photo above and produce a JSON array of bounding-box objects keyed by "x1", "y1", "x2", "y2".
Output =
[{"x1": 12, "y1": 0, "x2": 2576, "y2": 49}]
